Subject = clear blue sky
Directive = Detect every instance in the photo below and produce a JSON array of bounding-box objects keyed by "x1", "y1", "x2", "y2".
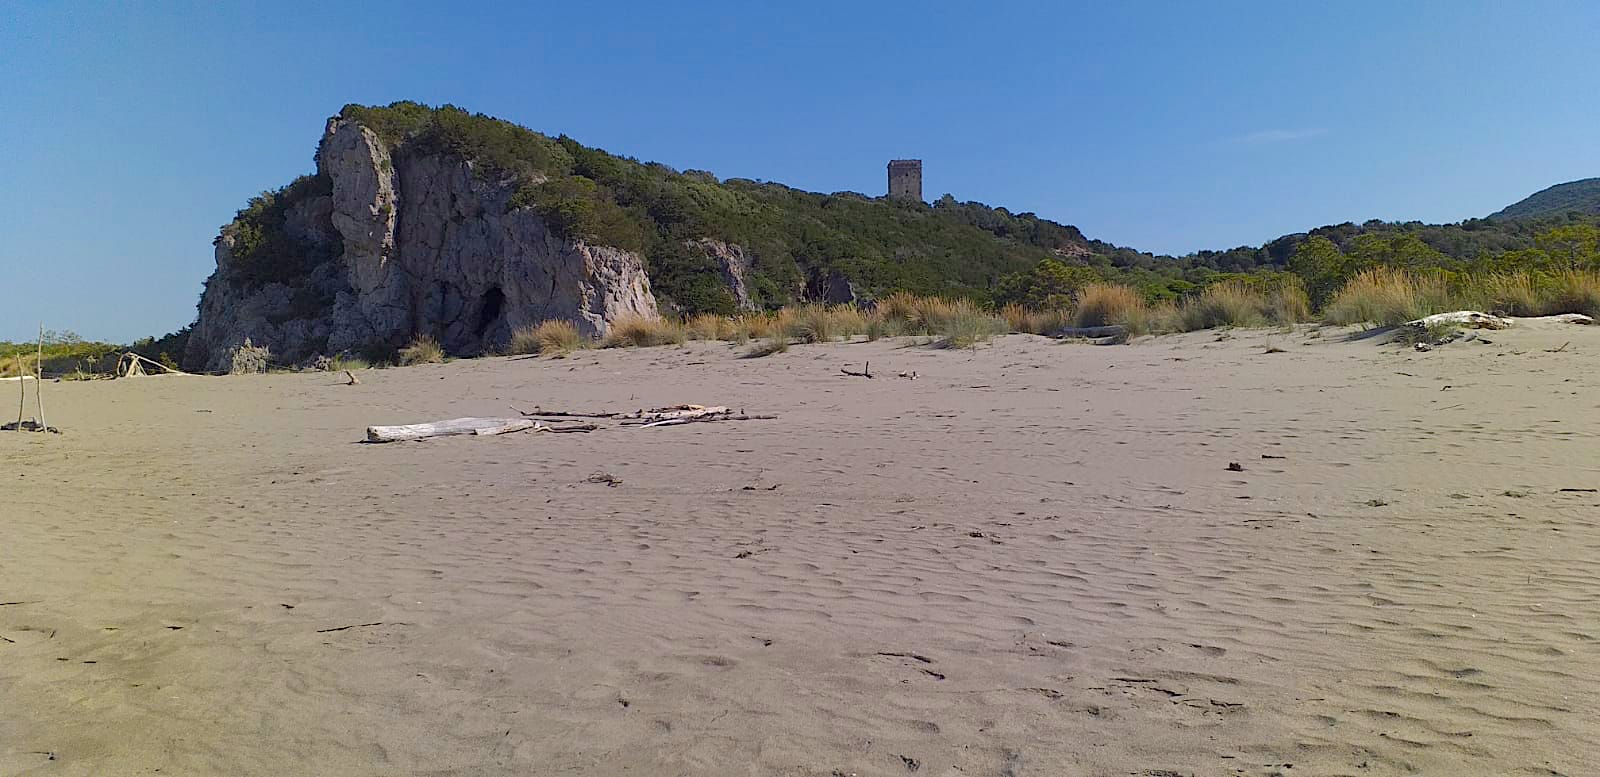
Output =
[{"x1": 4, "y1": 1, "x2": 1598, "y2": 341}]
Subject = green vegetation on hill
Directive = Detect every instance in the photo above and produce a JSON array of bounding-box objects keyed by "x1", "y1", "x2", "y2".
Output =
[
  {"x1": 1, "y1": 332, "x2": 123, "y2": 378},
  {"x1": 224, "y1": 173, "x2": 336, "y2": 287},
  {"x1": 181, "y1": 101, "x2": 1600, "y2": 353},
  {"x1": 325, "y1": 102, "x2": 1228, "y2": 313},
  {"x1": 1490, "y1": 178, "x2": 1600, "y2": 220}
]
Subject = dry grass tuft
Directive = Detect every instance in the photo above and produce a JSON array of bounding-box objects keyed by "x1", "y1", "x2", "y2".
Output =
[
  {"x1": 1549, "y1": 271, "x2": 1600, "y2": 316},
  {"x1": 600, "y1": 315, "x2": 687, "y2": 348},
  {"x1": 398, "y1": 334, "x2": 444, "y2": 365},
  {"x1": 1323, "y1": 269, "x2": 1452, "y2": 327},
  {"x1": 1072, "y1": 284, "x2": 1146, "y2": 329},
  {"x1": 510, "y1": 320, "x2": 587, "y2": 355},
  {"x1": 1001, "y1": 303, "x2": 1072, "y2": 335},
  {"x1": 685, "y1": 313, "x2": 737, "y2": 341},
  {"x1": 776, "y1": 304, "x2": 866, "y2": 343}
]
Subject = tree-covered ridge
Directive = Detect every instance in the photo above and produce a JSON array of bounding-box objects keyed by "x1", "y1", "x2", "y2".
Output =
[
  {"x1": 1490, "y1": 178, "x2": 1600, "y2": 221},
  {"x1": 326, "y1": 101, "x2": 1208, "y2": 313},
  {"x1": 216, "y1": 101, "x2": 1600, "y2": 320}
]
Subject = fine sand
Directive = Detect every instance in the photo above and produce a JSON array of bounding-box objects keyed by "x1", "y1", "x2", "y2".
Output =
[{"x1": 3, "y1": 322, "x2": 1598, "y2": 776}]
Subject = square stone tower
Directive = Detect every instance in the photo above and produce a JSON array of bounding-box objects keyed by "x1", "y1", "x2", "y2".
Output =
[{"x1": 887, "y1": 159, "x2": 923, "y2": 201}]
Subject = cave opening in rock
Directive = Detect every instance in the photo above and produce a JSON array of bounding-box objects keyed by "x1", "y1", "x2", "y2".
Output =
[{"x1": 476, "y1": 287, "x2": 505, "y2": 336}]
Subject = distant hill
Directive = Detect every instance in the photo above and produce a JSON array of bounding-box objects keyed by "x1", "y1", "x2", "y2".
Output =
[{"x1": 1490, "y1": 178, "x2": 1600, "y2": 220}]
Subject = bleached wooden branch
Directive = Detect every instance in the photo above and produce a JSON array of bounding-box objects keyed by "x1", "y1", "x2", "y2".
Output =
[
  {"x1": 639, "y1": 413, "x2": 776, "y2": 428},
  {"x1": 618, "y1": 405, "x2": 730, "y2": 424},
  {"x1": 1406, "y1": 311, "x2": 1513, "y2": 330},
  {"x1": 511, "y1": 405, "x2": 621, "y2": 418},
  {"x1": 366, "y1": 417, "x2": 544, "y2": 443},
  {"x1": 1054, "y1": 325, "x2": 1126, "y2": 339}
]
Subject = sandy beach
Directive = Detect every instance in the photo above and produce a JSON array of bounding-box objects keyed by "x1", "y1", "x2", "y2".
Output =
[{"x1": 3, "y1": 322, "x2": 1598, "y2": 776}]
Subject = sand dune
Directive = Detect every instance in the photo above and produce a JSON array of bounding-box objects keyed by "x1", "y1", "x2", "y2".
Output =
[{"x1": 3, "y1": 322, "x2": 1598, "y2": 776}]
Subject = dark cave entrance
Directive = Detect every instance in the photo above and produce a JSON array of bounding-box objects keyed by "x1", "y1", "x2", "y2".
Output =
[{"x1": 476, "y1": 287, "x2": 505, "y2": 336}]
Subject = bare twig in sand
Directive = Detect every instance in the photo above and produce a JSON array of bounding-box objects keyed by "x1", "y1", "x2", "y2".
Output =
[
  {"x1": 586, "y1": 472, "x2": 622, "y2": 487},
  {"x1": 638, "y1": 413, "x2": 776, "y2": 428},
  {"x1": 35, "y1": 323, "x2": 45, "y2": 431},
  {"x1": 14, "y1": 354, "x2": 23, "y2": 430},
  {"x1": 315, "y1": 622, "x2": 386, "y2": 633},
  {"x1": 1545, "y1": 342, "x2": 1571, "y2": 353},
  {"x1": 841, "y1": 361, "x2": 873, "y2": 378},
  {"x1": 510, "y1": 405, "x2": 621, "y2": 418},
  {"x1": 343, "y1": 370, "x2": 361, "y2": 385},
  {"x1": 1558, "y1": 488, "x2": 1598, "y2": 493}
]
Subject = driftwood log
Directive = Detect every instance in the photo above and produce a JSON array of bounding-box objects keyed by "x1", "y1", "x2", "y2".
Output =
[
  {"x1": 618, "y1": 405, "x2": 731, "y2": 424},
  {"x1": 1405, "y1": 311, "x2": 1513, "y2": 330},
  {"x1": 366, "y1": 417, "x2": 544, "y2": 443},
  {"x1": 1052, "y1": 325, "x2": 1127, "y2": 339},
  {"x1": 512, "y1": 406, "x2": 622, "y2": 419},
  {"x1": 639, "y1": 413, "x2": 777, "y2": 428}
]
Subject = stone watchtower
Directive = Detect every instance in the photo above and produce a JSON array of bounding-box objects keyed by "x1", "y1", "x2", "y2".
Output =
[{"x1": 887, "y1": 159, "x2": 923, "y2": 201}]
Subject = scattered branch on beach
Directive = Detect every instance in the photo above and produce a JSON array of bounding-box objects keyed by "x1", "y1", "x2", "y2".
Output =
[
  {"x1": 1405, "y1": 311, "x2": 1512, "y2": 330},
  {"x1": 1053, "y1": 324, "x2": 1127, "y2": 339},
  {"x1": 374, "y1": 404, "x2": 769, "y2": 441},
  {"x1": 543, "y1": 423, "x2": 599, "y2": 433},
  {"x1": 1, "y1": 420, "x2": 59, "y2": 433},
  {"x1": 366, "y1": 417, "x2": 546, "y2": 442},
  {"x1": 343, "y1": 369, "x2": 361, "y2": 385},
  {"x1": 618, "y1": 405, "x2": 730, "y2": 425},
  {"x1": 897, "y1": 371, "x2": 919, "y2": 380},
  {"x1": 1544, "y1": 342, "x2": 1571, "y2": 353},
  {"x1": 115, "y1": 352, "x2": 190, "y2": 378},
  {"x1": 315, "y1": 621, "x2": 386, "y2": 633},
  {"x1": 510, "y1": 405, "x2": 621, "y2": 419},
  {"x1": 637, "y1": 413, "x2": 777, "y2": 428},
  {"x1": 841, "y1": 361, "x2": 873, "y2": 378}
]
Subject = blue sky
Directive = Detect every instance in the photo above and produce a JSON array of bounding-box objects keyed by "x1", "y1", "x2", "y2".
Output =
[{"x1": 3, "y1": 1, "x2": 1598, "y2": 341}]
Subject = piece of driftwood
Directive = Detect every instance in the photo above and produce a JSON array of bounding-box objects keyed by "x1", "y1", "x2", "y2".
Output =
[
  {"x1": 366, "y1": 417, "x2": 544, "y2": 443},
  {"x1": 1523, "y1": 313, "x2": 1595, "y2": 326},
  {"x1": 15, "y1": 354, "x2": 26, "y2": 428},
  {"x1": 343, "y1": 370, "x2": 361, "y2": 385},
  {"x1": 1406, "y1": 311, "x2": 1513, "y2": 330},
  {"x1": 1053, "y1": 325, "x2": 1126, "y2": 339},
  {"x1": 841, "y1": 361, "x2": 873, "y2": 378},
  {"x1": 115, "y1": 352, "x2": 190, "y2": 378},
  {"x1": 35, "y1": 325, "x2": 45, "y2": 431},
  {"x1": 640, "y1": 413, "x2": 777, "y2": 428},
  {"x1": 544, "y1": 423, "x2": 599, "y2": 433},
  {"x1": 619, "y1": 405, "x2": 731, "y2": 424},
  {"x1": 511, "y1": 405, "x2": 621, "y2": 418}
]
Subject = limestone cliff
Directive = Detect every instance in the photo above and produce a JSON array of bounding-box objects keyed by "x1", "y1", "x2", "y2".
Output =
[{"x1": 185, "y1": 117, "x2": 657, "y2": 371}]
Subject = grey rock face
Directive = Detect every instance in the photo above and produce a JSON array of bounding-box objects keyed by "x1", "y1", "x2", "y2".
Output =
[
  {"x1": 807, "y1": 267, "x2": 858, "y2": 305},
  {"x1": 185, "y1": 117, "x2": 658, "y2": 372},
  {"x1": 689, "y1": 238, "x2": 759, "y2": 312}
]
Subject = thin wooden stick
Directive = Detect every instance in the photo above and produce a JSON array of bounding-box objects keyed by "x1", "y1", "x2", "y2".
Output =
[
  {"x1": 35, "y1": 323, "x2": 46, "y2": 430},
  {"x1": 14, "y1": 354, "x2": 23, "y2": 430}
]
